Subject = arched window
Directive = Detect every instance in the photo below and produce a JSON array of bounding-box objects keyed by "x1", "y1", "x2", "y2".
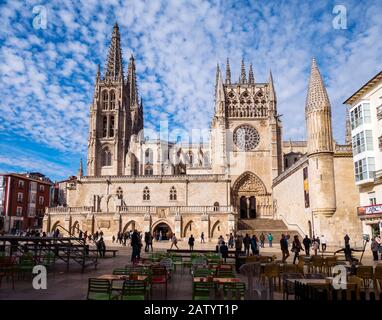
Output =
[
  {"x1": 144, "y1": 165, "x2": 153, "y2": 175},
  {"x1": 109, "y1": 116, "x2": 115, "y2": 137},
  {"x1": 143, "y1": 187, "x2": 150, "y2": 201},
  {"x1": 145, "y1": 148, "x2": 153, "y2": 164},
  {"x1": 109, "y1": 90, "x2": 115, "y2": 110},
  {"x1": 188, "y1": 151, "x2": 193, "y2": 166},
  {"x1": 169, "y1": 186, "x2": 177, "y2": 201},
  {"x1": 102, "y1": 148, "x2": 112, "y2": 166},
  {"x1": 214, "y1": 202, "x2": 219, "y2": 212},
  {"x1": 103, "y1": 116, "x2": 107, "y2": 137},
  {"x1": 102, "y1": 90, "x2": 108, "y2": 110},
  {"x1": 116, "y1": 187, "x2": 123, "y2": 199}
]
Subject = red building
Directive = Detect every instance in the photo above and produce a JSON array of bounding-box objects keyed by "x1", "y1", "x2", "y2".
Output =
[{"x1": 0, "y1": 172, "x2": 53, "y2": 232}]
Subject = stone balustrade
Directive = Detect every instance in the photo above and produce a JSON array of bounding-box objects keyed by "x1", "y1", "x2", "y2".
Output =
[
  {"x1": 46, "y1": 206, "x2": 94, "y2": 214},
  {"x1": 117, "y1": 205, "x2": 234, "y2": 214}
]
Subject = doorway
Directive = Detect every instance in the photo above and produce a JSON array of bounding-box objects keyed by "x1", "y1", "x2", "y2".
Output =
[
  {"x1": 153, "y1": 223, "x2": 172, "y2": 240},
  {"x1": 239, "y1": 196, "x2": 256, "y2": 219}
]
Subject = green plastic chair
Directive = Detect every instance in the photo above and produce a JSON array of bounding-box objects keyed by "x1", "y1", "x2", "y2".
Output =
[
  {"x1": 172, "y1": 256, "x2": 184, "y2": 273},
  {"x1": 192, "y1": 282, "x2": 215, "y2": 300},
  {"x1": 216, "y1": 269, "x2": 235, "y2": 278},
  {"x1": 87, "y1": 278, "x2": 116, "y2": 300},
  {"x1": 41, "y1": 252, "x2": 56, "y2": 270},
  {"x1": 120, "y1": 280, "x2": 146, "y2": 300},
  {"x1": 16, "y1": 254, "x2": 35, "y2": 278},
  {"x1": 223, "y1": 282, "x2": 246, "y2": 300},
  {"x1": 193, "y1": 268, "x2": 214, "y2": 278},
  {"x1": 113, "y1": 268, "x2": 129, "y2": 275}
]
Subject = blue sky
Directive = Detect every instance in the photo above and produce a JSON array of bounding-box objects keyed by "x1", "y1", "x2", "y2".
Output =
[{"x1": 0, "y1": 0, "x2": 382, "y2": 181}]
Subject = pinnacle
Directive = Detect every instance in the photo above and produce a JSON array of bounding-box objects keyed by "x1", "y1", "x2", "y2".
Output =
[{"x1": 305, "y1": 58, "x2": 330, "y2": 111}]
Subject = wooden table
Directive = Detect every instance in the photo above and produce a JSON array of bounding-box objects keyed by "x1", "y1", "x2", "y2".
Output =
[
  {"x1": 287, "y1": 278, "x2": 332, "y2": 288},
  {"x1": 98, "y1": 274, "x2": 148, "y2": 281},
  {"x1": 193, "y1": 277, "x2": 241, "y2": 283}
]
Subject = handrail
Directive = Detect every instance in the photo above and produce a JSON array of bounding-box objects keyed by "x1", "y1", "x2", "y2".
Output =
[{"x1": 278, "y1": 214, "x2": 306, "y2": 238}]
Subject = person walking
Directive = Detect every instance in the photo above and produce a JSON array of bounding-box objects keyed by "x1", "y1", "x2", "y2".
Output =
[
  {"x1": 228, "y1": 233, "x2": 234, "y2": 248},
  {"x1": 112, "y1": 235, "x2": 115, "y2": 243},
  {"x1": 292, "y1": 235, "x2": 304, "y2": 264},
  {"x1": 320, "y1": 235, "x2": 327, "y2": 252},
  {"x1": 201, "y1": 232, "x2": 205, "y2": 244},
  {"x1": 303, "y1": 235, "x2": 312, "y2": 256},
  {"x1": 170, "y1": 234, "x2": 179, "y2": 249},
  {"x1": 243, "y1": 234, "x2": 251, "y2": 256},
  {"x1": 267, "y1": 233, "x2": 273, "y2": 247},
  {"x1": 260, "y1": 233, "x2": 265, "y2": 248},
  {"x1": 220, "y1": 241, "x2": 229, "y2": 263},
  {"x1": 144, "y1": 232, "x2": 150, "y2": 252},
  {"x1": 371, "y1": 237, "x2": 379, "y2": 261},
  {"x1": 250, "y1": 235, "x2": 258, "y2": 256},
  {"x1": 315, "y1": 236, "x2": 321, "y2": 252},
  {"x1": 148, "y1": 232, "x2": 154, "y2": 252},
  {"x1": 188, "y1": 234, "x2": 195, "y2": 251},
  {"x1": 376, "y1": 234, "x2": 382, "y2": 259},
  {"x1": 97, "y1": 236, "x2": 105, "y2": 258},
  {"x1": 280, "y1": 234, "x2": 289, "y2": 263},
  {"x1": 312, "y1": 238, "x2": 319, "y2": 255}
]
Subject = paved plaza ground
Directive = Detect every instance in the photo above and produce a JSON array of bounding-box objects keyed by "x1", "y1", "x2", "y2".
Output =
[{"x1": 0, "y1": 239, "x2": 378, "y2": 300}]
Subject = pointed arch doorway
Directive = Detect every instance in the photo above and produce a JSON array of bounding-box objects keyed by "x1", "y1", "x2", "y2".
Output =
[{"x1": 233, "y1": 172, "x2": 268, "y2": 220}]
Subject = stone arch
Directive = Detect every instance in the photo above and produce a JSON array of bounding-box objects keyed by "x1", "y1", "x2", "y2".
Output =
[
  {"x1": 123, "y1": 220, "x2": 136, "y2": 233},
  {"x1": 183, "y1": 220, "x2": 197, "y2": 238},
  {"x1": 210, "y1": 220, "x2": 221, "y2": 238},
  {"x1": 51, "y1": 220, "x2": 61, "y2": 233},
  {"x1": 152, "y1": 219, "x2": 174, "y2": 240},
  {"x1": 71, "y1": 221, "x2": 80, "y2": 235},
  {"x1": 232, "y1": 172, "x2": 268, "y2": 219}
]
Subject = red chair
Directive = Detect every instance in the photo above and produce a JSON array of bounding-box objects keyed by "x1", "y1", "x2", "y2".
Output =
[{"x1": 151, "y1": 266, "x2": 168, "y2": 297}]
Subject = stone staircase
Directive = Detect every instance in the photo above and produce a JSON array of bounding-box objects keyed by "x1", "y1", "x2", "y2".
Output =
[{"x1": 237, "y1": 219, "x2": 302, "y2": 240}]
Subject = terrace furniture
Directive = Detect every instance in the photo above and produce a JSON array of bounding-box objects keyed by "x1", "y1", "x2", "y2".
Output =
[
  {"x1": 0, "y1": 256, "x2": 16, "y2": 289},
  {"x1": 282, "y1": 273, "x2": 304, "y2": 300},
  {"x1": 192, "y1": 281, "x2": 215, "y2": 300},
  {"x1": 281, "y1": 264, "x2": 297, "y2": 274},
  {"x1": 261, "y1": 263, "x2": 281, "y2": 290},
  {"x1": 87, "y1": 278, "x2": 116, "y2": 300},
  {"x1": 120, "y1": 280, "x2": 147, "y2": 300},
  {"x1": 373, "y1": 265, "x2": 382, "y2": 293},
  {"x1": 324, "y1": 256, "x2": 338, "y2": 276},
  {"x1": 305, "y1": 273, "x2": 325, "y2": 279},
  {"x1": 193, "y1": 268, "x2": 214, "y2": 278},
  {"x1": 151, "y1": 266, "x2": 168, "y2": 297},
  {"x1": 356, "y1": 265, "x2": 374, "y2": 289},
  {"x1": 159, "y1": 258, "x2": 174, "y2": 278},
  {"x1": 216, "y1": 268, "x2": 235, "y2": 278},
  {"x1": 172, "y1": 255, "x2": 184, "y2": 273},
  {"x1": 222, "y1": 282, "x2": 246, "y2": 300}
]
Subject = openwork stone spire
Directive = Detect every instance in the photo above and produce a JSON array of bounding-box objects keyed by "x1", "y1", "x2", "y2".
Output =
[
  {"x1": 104, "y1": 23, "x2": 124, "y2": 81},
  {"x1": 225, "y1": 58, "x2": 231, "y2": 84},
  {"x1": 128, "y1": 55, "x2": 139, "y2": 106},
  {"x1": 345, "y1": 107, "x2": 352, "y2": 145},
  {"x1": 248, "y1": 63, "x2": 255, "y2": 84},
  {"x1": 240, "y1": 59, "x2": 247, "y2": 84},
  {"x1": 78, "y1": 158, "x2": 83, "y2": 177},
  {"x1": 268, "y1": 70, "x2": 276, "y2": 102},
  {"x1": 305, "y1": 58, "x2": 331, "y2": 112}
]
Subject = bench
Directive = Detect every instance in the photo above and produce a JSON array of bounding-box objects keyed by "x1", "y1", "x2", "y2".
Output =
[{"x1": 88, "y1": 249, "x2": 118, "y2": 257}]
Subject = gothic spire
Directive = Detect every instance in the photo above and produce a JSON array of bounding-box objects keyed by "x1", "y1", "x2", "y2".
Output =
[
  {"x1": 225, "y1": 58, "x2": 231, "y2": 84},
  {"x1": 128, "y1": 54, "x2": 139, "y2": 107},
  {"x1": 268, "y1": 70, "x2": 276, "y2": 102},
  {"x1": 139, "y1": 97, "x2": 144, "y2": 130},
  {"x1": 96, "y1": 64, "x2": 101, "y2": 82},
  {"x1": 240, "y1": 59, "x2": 247, "y2": 84},
  {"x1": 248, "y1": 63, "x2": 255, "y2": 84},
  {"x1": 78, "y1": 158, "x2": 83, "y2": 177},
  {"x1": 305, "y1": 58, "x2": 331, "y2": 112},
  {"x1": 104, "y1": 22, "x2": 124, "y2": 81},
  {"x1": 215, "y1": 63, "x2": 225, "y2": 117}
]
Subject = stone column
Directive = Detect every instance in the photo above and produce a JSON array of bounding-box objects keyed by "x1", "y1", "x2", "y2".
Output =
[
  {"x1": 174, "y1": 212, "x2": 182, "y2": 238},
  {"x1": 201, "y1": 212, "x2": 209, "y2": 241},
  {"x1": 143, "y1": 213, "x2": 151, "y2": 233},
  {"x1": 246, "y1": 197, "x2": 251, "y2": 219},
  {"x1": 112, "y1": 213, "x2": 121, "y2": 234},
  {"x1": 228, "y1": 213, "x2": 236, "y2": 234}
]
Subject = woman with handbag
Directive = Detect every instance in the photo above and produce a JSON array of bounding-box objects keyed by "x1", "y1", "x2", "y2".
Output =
[{"x1": 292, "y1": 235, "x2": 304, "y2": 264}]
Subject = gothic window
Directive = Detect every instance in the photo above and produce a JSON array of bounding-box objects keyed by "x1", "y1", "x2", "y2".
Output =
[
  {"x1": 102, "y1": 148, "x2": 112, "y2": 166},
  {"x1": 102, "y1": 90, "x2": 108, "y2": 110},
  {"x1": 213, "y1": 202, "x2": 219, "y2": 211},
  {"x1": 233, "y1": 125, "x2": 260, "y2": 151},
  {"x1": 116, "y1": 187, "x2": 123, "y2": 199},
  {"x1": 144, "y1": 165, "x2": 153, "y2": 175},
  {"x1": 143, "y1": 187, "x2": 150, "y2": 201},
  {"x1": 110, "y1": 90, "x2": 116, "y2": 110},
  {"x1": 145, "y1": 148, "x2": 153, "y2": 164},
  {"x1": 169, "y1": 186, "x2": 177, "y2": 201},
  {"x1": 109, "y1": 116, "x2": 115, "y2": 137},
  {"x1": 102, "y1": 116, "x2": 107, "y2": 137},
  {"x1": 187, "y1": 151, "x2": 193, "y2": 166}
]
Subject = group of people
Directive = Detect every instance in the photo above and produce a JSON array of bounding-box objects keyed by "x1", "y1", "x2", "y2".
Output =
[{"x1": 370, "y1": 234, "x2": 382, "y2": 261}]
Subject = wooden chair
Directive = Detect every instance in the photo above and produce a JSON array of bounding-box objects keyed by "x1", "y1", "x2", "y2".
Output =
[
  {"x1": 282, "y1": 272, "x2": 304, "y2": 300},
  {"x1": 296, "y1": 256, "x2": 305, "y2": 275},
  {"x1": 309, "y1": 255, "x2": 324, "y2": 273},
  {"x1": 373, "y1": 265, "x2": 382, "y2": 293},
  {"x1": 282, "y1": 264, "x2": 297, "y2": 274},
  {"x1": 356, "y1": 265, "x2": 374, "y2": 289},
  {"x1": 324, "y1": 256, "x2": 338, "y2": 276},
  {"x1": 261, "y1": 263, "x2": 281, "y2": 290}
]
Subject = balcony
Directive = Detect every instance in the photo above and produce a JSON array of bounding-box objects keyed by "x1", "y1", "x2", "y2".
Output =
[{"x1": 357, "y1": 204, "x2": 382, "y2": 217}]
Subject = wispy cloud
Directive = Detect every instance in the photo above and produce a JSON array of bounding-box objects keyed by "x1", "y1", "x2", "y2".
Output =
[{"x1": 0, "y1": 0, "x2": 381, "y2": 180}]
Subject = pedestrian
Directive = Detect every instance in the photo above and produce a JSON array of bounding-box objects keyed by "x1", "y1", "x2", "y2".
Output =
[
  {"x1": 235, "y1": 234, "x2": 243, "y2": 253},
  {"x1": 371, "y1": 237, "x2": 379, "y2": 261},
  {"x1": 280, "y1": 234, "x2": 289, "y2": 262},
  {"x1": 220, "y1": 241, "x2": 229, "y2": 263},
  {"x1": 291, "y1": 235, "x2": 304, "y2": 264},
  {"x1": 84, "y1": 230, "x2": 88, "y2": 243},
  {"x1": 315, "y1": 236, "x2": 321, "y2": 252},
  {"x1": 260, "y1": 233, "x2": 265, "y2": 248},
  {"x1": 312, "y1": 238, "x2": 319, "y2": 255},
  {"x1": 79, "y1": 230, "x2": 83, "y2": 239},
  {"x1": 148, "y1": 232, "x2": 154, "y2": 252},
  {"x1": 320, "y1": 235, "x2": 327, "y2": 252},
  {"x1": 131, "y1": 230, "x2": 140, "y2": 262},
  {"x1": 170, "y1": 234, "x2": 179, "y2": 249},
  {"x1": 303, "y1": 235, "x2": 312, "y2": 256},
  {"x1": 250, "y1": 235, "x2": 258, "y2": 256},
  {"x1": 112, "y1": 235, "x2": 115, "y2": 243},
  {"x1": 344, "y1": 234, "x2": 350, "y2": 246},
  {"x1": 159, "y1": 231, "x2": 162, "y2": 241},
  {"x1": 228, "y1": 233, "x2": 234, "y2": 248},
  {"x1": 144, "y1": 232, "x2": 150, "y2": 252},
  {"x1": 201, "y1": 232, "x2": 205, "y2": 244},
  {"x1": 243, "y1": 234, "x2": 251, "y2": 256},
  {"x1": 268, "y1": 233, "x2": 273, "y2": 247},
  {"x1": 188, "y1": 234, "x2": 195, "y2": 251},
  {"x1": 97, "y1": 236, "x2": 105, "y2": 258}
]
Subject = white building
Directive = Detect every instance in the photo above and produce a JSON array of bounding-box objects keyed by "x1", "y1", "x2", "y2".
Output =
[{"x1": 345, "y1": 70, "x2": 382, "y2": 238}]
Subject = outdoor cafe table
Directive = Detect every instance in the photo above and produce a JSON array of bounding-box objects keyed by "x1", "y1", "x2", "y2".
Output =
[
  {"x1": 193, "y1": 277, "x2": 241, "y2": 284},
  {"x1": 98, "y1": 274, "x2": 149, "y2": 281},
  {"x1": 287, "y1": 278, "x2": 332, "y2": 288}
]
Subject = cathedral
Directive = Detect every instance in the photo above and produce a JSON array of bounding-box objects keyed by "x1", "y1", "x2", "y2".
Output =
[{"x1": 44, "y1": 24, "x2": 362, "y2": 243}]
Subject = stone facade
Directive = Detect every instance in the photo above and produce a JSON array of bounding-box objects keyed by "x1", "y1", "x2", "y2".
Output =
[{"x1": 44, "y1": 24, "x2": 362, "y2": 242}]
